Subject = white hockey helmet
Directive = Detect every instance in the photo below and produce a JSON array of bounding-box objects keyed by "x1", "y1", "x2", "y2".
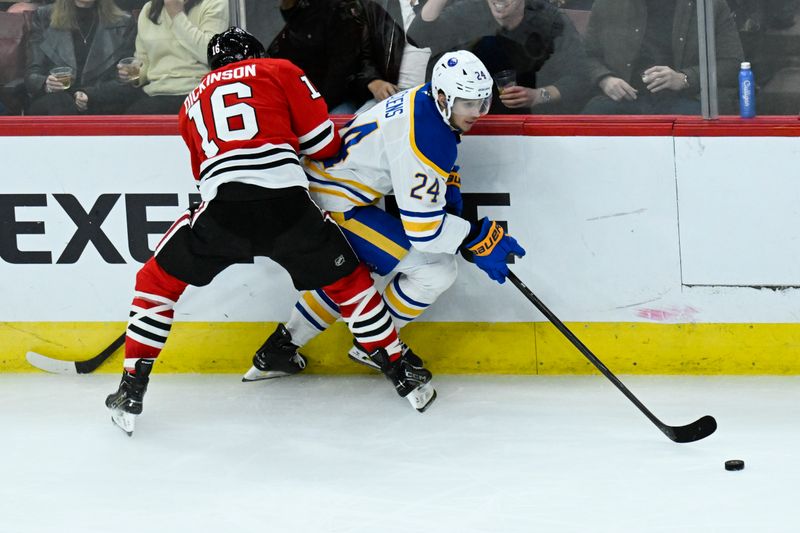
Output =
[{"x1": 431, "y1": 50, "x2": 493, "y2": 125}]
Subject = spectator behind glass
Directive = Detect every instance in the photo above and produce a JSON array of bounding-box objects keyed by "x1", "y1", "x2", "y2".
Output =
[
  {"x1": 729, "y1": 0, "x2": 797, "y2": 31},
  {"x1": 407, "y1": 0, "x2": 592, "y2": 114},
  {"x1": 267, "y1": 0, "x2": 364, "y2": 113},
  {"x1": 560, "y1": 0, "x2": 593, "y2": 7},
  {"x1": 352, "y1": 0, "x2": 431, "y2": 113},
  {"x1": 122, "y1": 0, "x2": 228, "y2": 114},
  {"x1": 115, "y1": 0, "x2": 148, "y2": 9},
  {"x1": 582, "y1": 0, "x2": 744, "y2": 115},
  {"x1": 24, "y1": 0, "x2": 136, "y2": 115}
]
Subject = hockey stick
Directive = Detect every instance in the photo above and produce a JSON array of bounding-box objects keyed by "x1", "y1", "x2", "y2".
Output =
[
  {"x1": 26, "y1": 333, "x2": 125, "y2": 375},
  {"x1": 507, "y1": 270, "x2": 717, "y2": 443}
]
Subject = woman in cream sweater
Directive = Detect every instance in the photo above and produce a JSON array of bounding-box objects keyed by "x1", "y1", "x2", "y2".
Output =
[{"x1": 123, "y1": 0, "x2": 229, "y2": 114}]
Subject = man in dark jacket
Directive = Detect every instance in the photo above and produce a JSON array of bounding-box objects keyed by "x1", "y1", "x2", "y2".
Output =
[
  {"x1": 407, "y1": 0, "x2": 592, "y2": 114},
  {"x1": 581, "y1": 0, "x2": 744, "y2": 114},
  {"x1": 352, "y1": 0, "x2": 431, "y2": 109},
  {"x1": 729, "y1": 0, "x2": 797, "y2": 31},
  {"x1": 267, "y1": 0, "x2": 364, "y2": 112}
]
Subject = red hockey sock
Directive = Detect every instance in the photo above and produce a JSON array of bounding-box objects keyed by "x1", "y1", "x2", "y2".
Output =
[
  {"x1": 322, "y1": 263, "x2": 402, "y2": 361},
  {"x1": 124, "y1": 258, "x2": 188, "y2": 371}
]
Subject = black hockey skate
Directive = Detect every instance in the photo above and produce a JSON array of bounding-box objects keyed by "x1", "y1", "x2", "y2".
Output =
[
  {"x1": 105, "y1": 358, "x2": 153, "y2": 436},
  {"x1": 242, "y1": 324, "x2": 307, "y2": 382},
  {"x1": 348, "y1": 340, "x2": 424, "y2": 371},
  {"x1": 370, "y1": 348, "x2": 437, "y2": 412}
]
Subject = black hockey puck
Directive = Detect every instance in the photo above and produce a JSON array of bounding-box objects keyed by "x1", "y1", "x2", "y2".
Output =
[{"x1": 725, "y1": 459, "x2": 745, "y2": 471}]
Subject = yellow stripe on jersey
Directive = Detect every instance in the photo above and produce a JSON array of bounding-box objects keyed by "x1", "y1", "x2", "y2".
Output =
[
  {"x1": 401, "y1": 218, "x2": 442, "y2": 233},
  {"x1": 329, "y1": 212, "x2": 409, "y2": 261},
  {"x1": 328, "y1": 211, "x2": 348, "y2": 224},
  {"x1": 384, "y1": 283, "x2": 425, "y2": 317},
  {"x1": 305, "y1": 161, "x2": 383, "y2": 198},
  {"x1": 408, "y1": 86, "x2": 449, "y2": 178},
  {"x1": 302, "y1": 292, "x2": 338, "y2": 325},
  {"x1": 309, "y1": 186, "x2": 372, "y2": 207}
]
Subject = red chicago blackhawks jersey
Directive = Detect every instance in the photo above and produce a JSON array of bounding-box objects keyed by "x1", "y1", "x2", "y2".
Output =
[{"x1": 178, "y1": 58, "x2": 340, "y2": 201}]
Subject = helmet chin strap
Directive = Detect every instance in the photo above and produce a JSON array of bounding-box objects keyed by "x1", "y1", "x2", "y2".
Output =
[
  {"x1": 444, "y1": 102, "x2": 465, "y2": 132},
  {"x1": 436, "y1": 93, "x2": 460, "y2": 131}
]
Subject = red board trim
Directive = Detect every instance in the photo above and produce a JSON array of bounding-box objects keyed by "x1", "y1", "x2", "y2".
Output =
[{"x1": 0, "y1": 114, "x2": 798, "y2": 137}]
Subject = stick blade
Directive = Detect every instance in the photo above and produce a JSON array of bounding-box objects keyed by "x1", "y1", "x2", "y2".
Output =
[
  {"x1": 26, "y1": 351, "x2": 79, "y2": 375},
  {"x1": 662, "y1": 415, "x2": 717, "y2": 443}
]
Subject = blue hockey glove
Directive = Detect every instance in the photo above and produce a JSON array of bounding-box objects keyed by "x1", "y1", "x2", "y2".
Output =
[
  {"x1": 463, "y1": 218, "x2": 526, "y2": 284},
  {"x1": 445, "y1": 167, "x2": 463, "y2": 216}
]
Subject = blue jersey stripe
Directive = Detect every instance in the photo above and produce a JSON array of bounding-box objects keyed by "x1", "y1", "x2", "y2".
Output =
[
  {"x1": 392, "y1": 276, "x2": 428, "y2": 308},
  {"x1": 295, "y1": 302, "x2": 326, "y2": 331},
  {"x1": 315, "y1": 289, "x2": 339, "y2": 312},
  {"x1": 386, "y1": 304, "x2": 414, "y2": 321},
  {"x1": 398, "y1": 208, "x2": 445, "y2": 218}
]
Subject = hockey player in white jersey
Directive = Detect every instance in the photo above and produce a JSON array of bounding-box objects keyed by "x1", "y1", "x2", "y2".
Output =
[{"x1": 243, "y1": 50, "x2": 526, "y2": 403}]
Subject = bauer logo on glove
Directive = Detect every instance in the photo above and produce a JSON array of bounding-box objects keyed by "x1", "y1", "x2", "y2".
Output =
[
  {"x1": 463, "y1": 218, "x2": 526, "y2": 284},
  {"x1": 444, "y1": 166, "x2": 463, "y2": 216},
  {"x1": 467, "y1": 221, "x2": 505, "y2": 256},
  {"x1": 446, "y1": 168, "x2": 461, "y2": 188}
]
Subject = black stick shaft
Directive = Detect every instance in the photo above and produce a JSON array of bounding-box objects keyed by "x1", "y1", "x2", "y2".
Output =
[
  {"x1": 506, "y1": 271, "x2": 670, "y2": 432},
  {"x1": 75, "y1": 333, "x2": 126, "y2": 373}
]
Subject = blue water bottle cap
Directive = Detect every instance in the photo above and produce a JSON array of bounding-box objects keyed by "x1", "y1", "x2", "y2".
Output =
[{"x1": 741, "y1": 61, "x2": 751, "y2": 69}]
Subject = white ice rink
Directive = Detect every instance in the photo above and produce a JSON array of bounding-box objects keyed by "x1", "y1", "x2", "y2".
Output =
[{"x1": 1, "y1": 374, "x2": 798, "y2": 533}]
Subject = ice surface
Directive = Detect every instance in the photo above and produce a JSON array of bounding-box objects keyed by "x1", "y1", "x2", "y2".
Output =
[{"x1": 1, "y1": 374, "x2": 797, "y2": 533}]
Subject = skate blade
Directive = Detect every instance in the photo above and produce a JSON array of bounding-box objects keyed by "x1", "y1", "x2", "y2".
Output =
[
  {"x1": 241, "y1": 366, "x2": 296, "y2": 382},
  {"x1": 407, "y1": 382, "x2": 437, "y2": 413},
  {"x1": 347, "y1": 346, "x2": 380, "y2": 370},
  {"x1": 110, "y1": 409, "x2": 136, "y2": 436}
]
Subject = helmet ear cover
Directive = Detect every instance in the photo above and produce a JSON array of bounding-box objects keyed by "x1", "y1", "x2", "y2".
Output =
[
  {"x1": 430, "y1": 50, "x2": 494, "y2": 125},
  {"x1": 208, "y1": 26, "x2": 267, "y2": 70}
]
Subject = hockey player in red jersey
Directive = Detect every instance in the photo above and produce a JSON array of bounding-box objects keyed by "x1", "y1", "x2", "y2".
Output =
[{"x1": 105, "y1": 27, "x2": 436, "y2": 436}]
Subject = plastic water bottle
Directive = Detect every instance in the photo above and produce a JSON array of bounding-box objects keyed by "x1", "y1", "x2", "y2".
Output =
[{"x1": 739, "y1": 62, "x2": 755, "y2": 118}]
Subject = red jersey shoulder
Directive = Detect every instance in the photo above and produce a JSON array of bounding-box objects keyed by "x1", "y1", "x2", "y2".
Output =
[
  {"x1": 248, "y1": 58, "x2": 304, "y2": 76},
  {"x1": 248, "y1": 58, "x2": 311, "y2": 93}
]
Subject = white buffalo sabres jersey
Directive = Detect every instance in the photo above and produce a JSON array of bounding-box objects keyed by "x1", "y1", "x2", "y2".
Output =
[{"x1": 304, "y1": 84, "x2": 471, "y2": 254}]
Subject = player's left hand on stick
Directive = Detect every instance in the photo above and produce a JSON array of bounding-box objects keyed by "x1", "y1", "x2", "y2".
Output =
[
  {"x1": 445, "y1": 167, "x2": 463, "y2": 215},
  {"x1": 463, "y1": 218, "x2": 525, "y2": 284}
]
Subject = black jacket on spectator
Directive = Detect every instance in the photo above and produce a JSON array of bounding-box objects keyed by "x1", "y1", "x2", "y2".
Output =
[
  {"x1": 268, "y1": 0, "x2": 363, "y2": 110},
  {"x1": 115, "y1": 0, "x2": 149, "y2": 11},
  {"x1": 352, "y1": 0, "x2": 407, "y2": 103},
  {"x1": 408, "y1": 0, "x2": 592, "y2": 113},
  {"x1": 25, "y1": 4, "x2": 138, "y2": 114}
]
